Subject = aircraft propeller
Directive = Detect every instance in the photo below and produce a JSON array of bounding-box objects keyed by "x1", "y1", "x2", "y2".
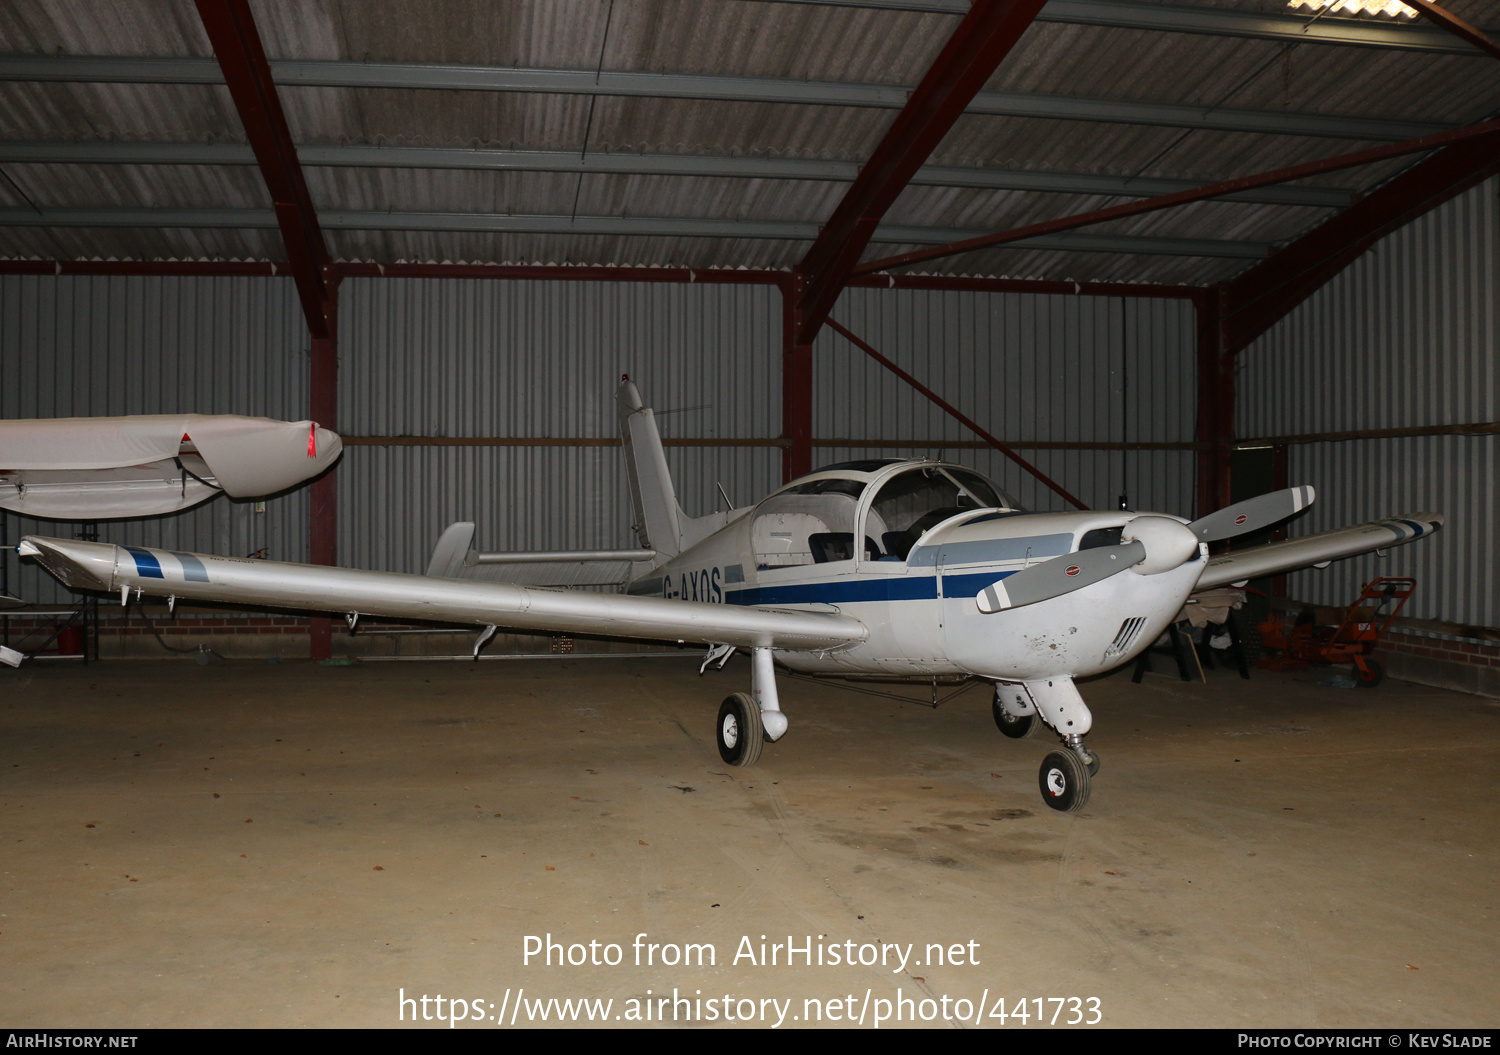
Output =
[
  {"x1": 1185, "y1": 484, "x2": 1314, "y2": 543},
  {"x1": 976, "y1": 541, "x2": 1146, "y2": 612},
  {"x1": 975, "y1": 486, "x2": 1315, "y2": 613}
]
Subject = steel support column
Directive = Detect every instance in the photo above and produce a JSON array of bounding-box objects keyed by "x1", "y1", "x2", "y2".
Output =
[
  {"x1": 782, "y1": 276, "x2": 814, "y2": 482},
  {"x1": 1195, "y1": 290, "x2": 1233, "y2": 519},
  {"x1": 1271, "y1": 442, "x2": 1290, "y2": 599},
  {"x1": 308, "y1": 282, "x2": 339, "y2": 661},
  {"x1": 196, "y1": 0, "x2": 340, "y2": 658}
]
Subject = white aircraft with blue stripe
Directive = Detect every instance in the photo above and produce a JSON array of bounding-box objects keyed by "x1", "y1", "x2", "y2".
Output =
[{"x1": 18, "y1": 378, "x2": 1443, "y2": 812}]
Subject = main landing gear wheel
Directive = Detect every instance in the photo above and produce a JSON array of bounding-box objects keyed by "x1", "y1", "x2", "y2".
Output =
[
  {"x1": 717, "y1": 692, "x2": 764, "y2": 766},
  {"x1": 992, "y1": 698, "x2": 1039, "y2": 740},
  {"x1": 1038, "y1": 750, "x2": 1091, "y2": 812},
  {"x1": 1354, "y1": 659, "x2": 1385, "y2": 689}
]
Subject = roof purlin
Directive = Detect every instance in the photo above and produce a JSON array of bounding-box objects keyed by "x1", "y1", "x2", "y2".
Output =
[
  {"x1": 852, "y1": 116, "x2": 1500, "y2": 275},
  {"x1": 1221, "y1": 135, "x2": 1500, "y2": 353}
]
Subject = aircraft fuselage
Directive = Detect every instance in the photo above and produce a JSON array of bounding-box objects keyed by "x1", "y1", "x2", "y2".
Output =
[{"x1": 628, "y1": 459, "x2": 1202, "y2": 682}]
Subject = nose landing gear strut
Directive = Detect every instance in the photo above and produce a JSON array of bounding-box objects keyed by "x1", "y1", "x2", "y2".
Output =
[{"x1": 995, "y1": 679, "x2": 1098, "y2": 813}]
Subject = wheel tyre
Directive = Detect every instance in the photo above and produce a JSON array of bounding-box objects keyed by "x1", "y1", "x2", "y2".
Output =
[
  {"x1": 1038, "y1": 750, "x2": 1091, "y2": 812},
  {"x1": 1354, "y1": 659, "x2": 1385, "y2": 689},
  {"x1": 717, "y1": 692, "x2": 764, "y2": 766},
  {"x1": 992, "y1": 698, "x2": 1038, "y2": 739}
]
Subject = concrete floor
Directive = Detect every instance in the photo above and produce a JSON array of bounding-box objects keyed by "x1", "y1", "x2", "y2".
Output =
[{"x1": 2, "y1": 655, "x2": 1496, "y2": 1029}]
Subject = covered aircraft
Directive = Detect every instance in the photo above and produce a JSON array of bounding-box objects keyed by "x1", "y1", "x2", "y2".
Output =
[
  {"x1": 18, "y1": 379, "x2": 1441, "y2": 811},
  {"x1": 0, "y1": 414, "x2": 342, "y2": 519}
]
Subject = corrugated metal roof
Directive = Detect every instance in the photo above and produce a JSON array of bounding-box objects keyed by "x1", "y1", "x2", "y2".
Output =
[{"x1": 0, "y1": 0, "x2": 1496, "y2": 283}]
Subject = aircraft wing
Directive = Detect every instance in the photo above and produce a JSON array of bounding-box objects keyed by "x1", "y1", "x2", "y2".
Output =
[
  {"x1": 17, "y1": 537, "x2": 867, "y2": 653},
  {"x1": 1195, "y1": 512, "x2": 1443, "y2": 591}
]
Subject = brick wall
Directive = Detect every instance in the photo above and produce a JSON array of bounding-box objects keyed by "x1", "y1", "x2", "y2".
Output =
[{"x1": 1373, "y1": 628, "x2": 1500, "y2": 698}]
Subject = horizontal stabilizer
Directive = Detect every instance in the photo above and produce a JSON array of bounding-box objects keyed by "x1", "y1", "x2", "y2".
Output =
[
  {"x1": 1196, "y1": 513, "x2": 1443, "y2": 591},
  {"x1": 21, "y1": 536, "x2": 868, "y2": 653},
  {"x1": 425, "y1": 521, "x2": 656, "y2": 587}
]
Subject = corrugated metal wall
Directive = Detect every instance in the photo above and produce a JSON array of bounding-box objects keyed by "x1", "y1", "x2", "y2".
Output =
[
  {"x1": 337, "y1": 278, "x2": 784, "y2": 575},
  {"x1": 0, "y1": 274, "x2": 309, "y2": 604},
  {"x1": 814, "y1": 287, "x2": 1199, "y2": 515},
  {"x1": 1236, "y1": 177, "x2": 1499, "y2": 626}
]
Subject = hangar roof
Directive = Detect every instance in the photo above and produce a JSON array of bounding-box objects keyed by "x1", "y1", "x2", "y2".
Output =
[{"x1": 0, "y1": 0, "x2": 1497, "y2": 286}]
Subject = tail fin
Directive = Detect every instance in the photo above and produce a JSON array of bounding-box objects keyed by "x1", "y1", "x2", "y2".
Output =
[{"x1": 617, "y1": 376, "x2": 685, "y2": 559}]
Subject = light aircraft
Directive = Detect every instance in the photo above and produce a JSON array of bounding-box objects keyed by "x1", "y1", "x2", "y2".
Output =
[
  {"x1": 0, "y1": 414, "x2": 342, "y2": 519},
  {"x1": 17, "y1": 378, "x2": 1442, "y2": 811}
]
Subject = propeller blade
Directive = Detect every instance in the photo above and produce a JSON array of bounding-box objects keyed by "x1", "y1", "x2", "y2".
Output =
[
  {"x1": 976, "y1": 541, "x2": 1146, "y2": 613},
  {"x1": 1187, "y1": 485, "x2": 1315, "y2": 543}
]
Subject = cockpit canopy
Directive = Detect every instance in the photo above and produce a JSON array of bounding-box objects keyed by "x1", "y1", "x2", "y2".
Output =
[
  {"x1": 869, "y1": 464, "x2": 1013, "y2": 559},
  {"x1": 750, "y1": 461, "x2": 1019, "y2": 569}
]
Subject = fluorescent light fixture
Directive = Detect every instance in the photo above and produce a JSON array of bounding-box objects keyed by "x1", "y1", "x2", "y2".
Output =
[{"x1": 1287, "y1": 0, "x2": 1418, "y2": 17}]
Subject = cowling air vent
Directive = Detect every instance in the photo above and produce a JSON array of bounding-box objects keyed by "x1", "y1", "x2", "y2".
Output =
[{"x1": 1104, "y1": 616, "x2": 1147, "y2": 659}]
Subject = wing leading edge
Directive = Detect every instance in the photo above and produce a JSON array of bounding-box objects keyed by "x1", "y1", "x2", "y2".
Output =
[
  {"x1": 17, "y1": 537, "x2": 866, "y2": 653},
  {"x1": 1195, "y1": 513, "x2": 1443, "y2": 592}
]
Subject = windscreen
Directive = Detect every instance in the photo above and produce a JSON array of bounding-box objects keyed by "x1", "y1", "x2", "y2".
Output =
[{"x1": 867, "y1": 466, "x2": 1018, "y2": 560}]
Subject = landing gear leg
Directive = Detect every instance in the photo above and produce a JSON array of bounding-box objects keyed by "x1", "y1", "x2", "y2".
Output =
[
  {"x1": 1064, "y1": 733, "x2": 1100, "y2": 776},
  {"x1": 750, "y1": 646, "x2": 787, "y2": 742},
  {"x1": 1020, "y1": 678, "x2": 1099, "y2": 812}
]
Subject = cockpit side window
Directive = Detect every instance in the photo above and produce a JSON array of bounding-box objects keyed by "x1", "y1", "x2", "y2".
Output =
[{"x1": 751, "y1": 487, "x2": 864, "y2": 568}]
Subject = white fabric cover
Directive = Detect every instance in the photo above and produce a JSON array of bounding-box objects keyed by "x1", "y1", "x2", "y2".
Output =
[{"x1": 0, "y1": 415, "x2": 342, "y2": 518}]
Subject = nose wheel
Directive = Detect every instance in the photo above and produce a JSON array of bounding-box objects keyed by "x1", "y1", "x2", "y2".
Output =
[{"x1": 1039, "y1": 750, "x2": 1091, "y2": 812}]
